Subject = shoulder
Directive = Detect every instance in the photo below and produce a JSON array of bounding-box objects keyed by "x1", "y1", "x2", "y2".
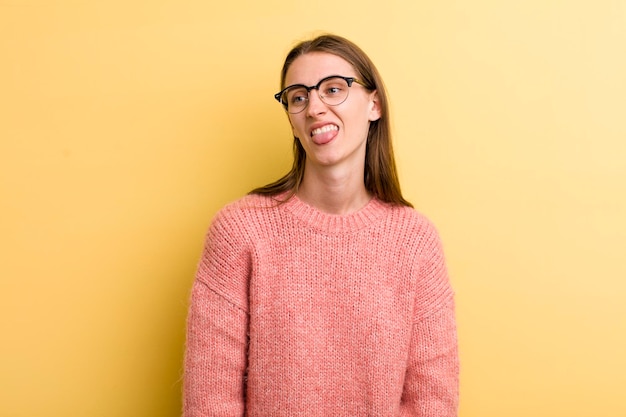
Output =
[
  {"x1": 215, "y1": 193, "x2": 280, "y2": 219},
  {"x1": 373, "y1": 203, "x2": 449, "y2": 271},
  {"x1": 381, "y1": 203, "x2": 443, "y2": 246},
  {"x1": 208, "y1": 193, "x2": 285, "y2": 238}
]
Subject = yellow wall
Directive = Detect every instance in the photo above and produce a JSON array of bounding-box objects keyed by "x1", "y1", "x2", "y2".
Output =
[{"x1": 1, "y1": 1, "x2": 624, "y2": 416}]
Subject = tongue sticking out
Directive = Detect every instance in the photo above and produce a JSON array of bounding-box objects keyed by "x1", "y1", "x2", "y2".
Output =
[{"x1": 311, "y1": 125, "x2": 339, "y2": 145}]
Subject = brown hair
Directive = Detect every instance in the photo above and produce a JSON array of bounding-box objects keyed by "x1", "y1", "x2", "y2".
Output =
[{"x1": 250, "y1": 34, "x2": 412, "y2": 208}]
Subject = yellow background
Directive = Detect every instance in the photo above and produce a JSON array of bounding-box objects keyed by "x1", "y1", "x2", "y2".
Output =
[{"x1": 1, "y1": 1, "x2": 625, "y2": 416}]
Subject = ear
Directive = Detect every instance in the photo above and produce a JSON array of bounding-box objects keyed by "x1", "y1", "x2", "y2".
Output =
[{"x1": 368, "y1": 91, "x2": 381, "y2": 122}]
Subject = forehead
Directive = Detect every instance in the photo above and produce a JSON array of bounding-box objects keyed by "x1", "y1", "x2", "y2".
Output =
[{"x1": 284, "y1": 52, "x2": 356, "y2": 86}]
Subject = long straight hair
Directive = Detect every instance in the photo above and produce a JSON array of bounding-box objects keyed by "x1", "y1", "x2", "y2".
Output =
[{"x1": 251, "y1": 34, "x2": 412, "y2": 208}]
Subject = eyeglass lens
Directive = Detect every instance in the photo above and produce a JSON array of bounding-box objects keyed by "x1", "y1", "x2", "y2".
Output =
[{"x1": 282, "y1": 77, "x2": 351, "y2": 113}]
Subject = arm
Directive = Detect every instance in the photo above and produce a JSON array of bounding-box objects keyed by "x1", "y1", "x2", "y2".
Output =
[
  {"x1": 400, "y1": 219, "x2": 459, "y2": 416},
  {"x1": 183, "y1": 209, "x2": 251, "y2": 417},
  {"x1": 400, "y1": 300, "x2": 459, "y2": 417}
]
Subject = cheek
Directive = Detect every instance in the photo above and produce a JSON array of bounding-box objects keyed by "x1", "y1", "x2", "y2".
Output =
[
  {"x1": 347, "y1": 107, "x2": 373, "y2": 132},
  {"x1": 288, "y1": 115, "x2": 304, "y2": 138}
]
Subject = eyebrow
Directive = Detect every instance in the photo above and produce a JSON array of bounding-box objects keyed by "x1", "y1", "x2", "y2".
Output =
[{"x1": 283, "y1": 74, "x2": 358, "y2": 89}]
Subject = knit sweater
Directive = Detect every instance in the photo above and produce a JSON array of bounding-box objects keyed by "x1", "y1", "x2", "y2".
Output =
[{"x1": 183, "y1": 193, "x2": 459, "y2": 417}]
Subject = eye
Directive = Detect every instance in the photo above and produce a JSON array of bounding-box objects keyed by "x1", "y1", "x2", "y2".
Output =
[
  {"x1": 286, "y1": 88, "x2": 308, "y2": 105},
  {"x1": 291, "y1": 94, "x2": 307, "y2": 104},
  {"x1": 323, "y1": 84, "x2": 344, "y2": 96},
  {"x1": 320, "y1": 77, "x2": 348, "y2": 97}
]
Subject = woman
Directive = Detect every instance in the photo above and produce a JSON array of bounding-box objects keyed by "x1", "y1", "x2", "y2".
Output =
[{"x1": 184, "y1": 34, "x2": 459, "y2": 416}]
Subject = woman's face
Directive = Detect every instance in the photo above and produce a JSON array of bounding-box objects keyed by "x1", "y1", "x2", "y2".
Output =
[{"x1": 284, "y1": 52, "x2": 381, "y2": 171}]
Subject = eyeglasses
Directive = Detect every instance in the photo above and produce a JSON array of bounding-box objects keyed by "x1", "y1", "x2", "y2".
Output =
[{"x1": 274, "y1": 75, "x2": 366, "y2": 114}]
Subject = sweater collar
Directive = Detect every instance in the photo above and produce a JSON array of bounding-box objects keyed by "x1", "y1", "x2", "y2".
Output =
[{"x1": 280, "y1": 193, "x2": 388, "y2": 234}]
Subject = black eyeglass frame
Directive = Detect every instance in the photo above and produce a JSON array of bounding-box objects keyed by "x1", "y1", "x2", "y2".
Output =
[{"x1": 274, "y1": 75, "x2": 367, "y2": 113}]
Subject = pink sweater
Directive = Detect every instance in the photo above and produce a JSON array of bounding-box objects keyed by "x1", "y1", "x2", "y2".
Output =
[{"x1": 184, "y1": 194, "x2": 458, "y2": 416}]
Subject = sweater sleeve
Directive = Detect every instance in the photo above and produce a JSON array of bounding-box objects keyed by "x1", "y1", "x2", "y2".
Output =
[
  {"x1": 183, "y1": 208, "x2": 251, "y2": 417},
  {"x1": 400, "y1": 219, "x2": 459, "y2": 417}
]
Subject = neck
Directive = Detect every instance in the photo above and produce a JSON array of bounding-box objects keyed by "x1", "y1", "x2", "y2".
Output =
[{"x1": 297, "y1": 162, "x2": 371, "y2": 215}]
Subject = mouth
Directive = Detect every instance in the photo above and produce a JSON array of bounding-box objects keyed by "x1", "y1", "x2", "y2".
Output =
[{"x1": 311, "y1": 124, "x2": 339, "y2": 137}]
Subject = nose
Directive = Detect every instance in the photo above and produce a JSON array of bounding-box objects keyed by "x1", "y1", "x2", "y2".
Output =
[{"x1": 305, "y1": 88, "x2": 327, "y2": 117}]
